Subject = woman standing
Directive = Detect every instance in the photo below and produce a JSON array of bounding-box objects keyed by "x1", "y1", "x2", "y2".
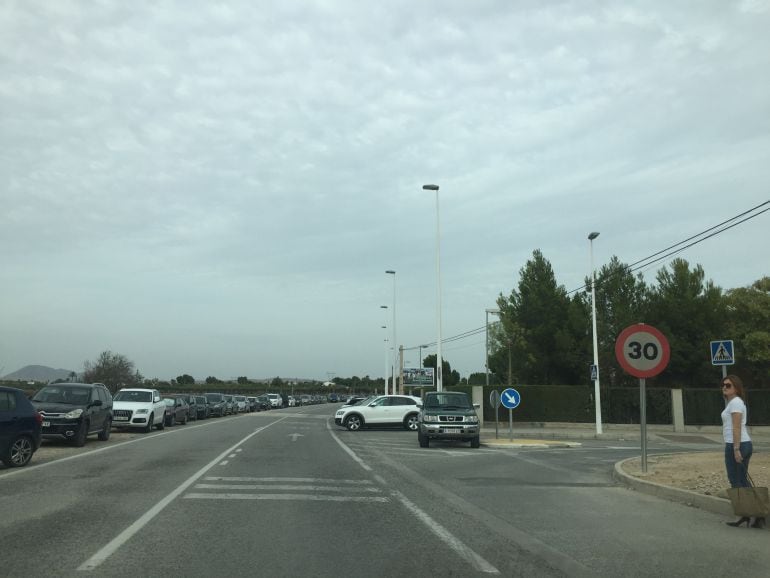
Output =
[{"x1": 723, "y1": 374, "x2": 764, "y2": 528}]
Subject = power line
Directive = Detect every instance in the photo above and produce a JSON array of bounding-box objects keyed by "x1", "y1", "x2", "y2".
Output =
[{"x1": 410, "y1": 200, "x2": 769, "y2": 350}]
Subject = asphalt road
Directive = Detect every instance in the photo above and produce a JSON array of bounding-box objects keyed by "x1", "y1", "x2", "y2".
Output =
[{"x1": 3, "y1": 405, "x2": 770, "y2": 577}]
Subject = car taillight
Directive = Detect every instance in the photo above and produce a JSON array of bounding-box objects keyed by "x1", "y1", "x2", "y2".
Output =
[{"x1": 35, "y1": 411, "x2": 44, "y2": 424}]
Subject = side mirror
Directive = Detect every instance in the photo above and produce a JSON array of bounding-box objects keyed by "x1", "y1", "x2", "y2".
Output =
[
  {"x1": 416, "y1": 402, "x2": 423, "y2": 408},
  {"x1": 473, "y1": 403, "x2": 480, "y2": 409}
]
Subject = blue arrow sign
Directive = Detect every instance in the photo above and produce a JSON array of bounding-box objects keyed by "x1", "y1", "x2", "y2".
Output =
[
  {"x1": 710, "y1": 340, "x2": 735, "y2": 366},
  {"x1": 500, "y1": 388, "x2": 521, "y2": 409}
]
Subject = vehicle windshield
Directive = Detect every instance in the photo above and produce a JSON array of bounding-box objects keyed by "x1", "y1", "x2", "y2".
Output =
[
  {"x1": 32, "y1": 386, "x2": 91, "y2": 405},
  {"x1": 195, "y1": 396, "x2": 206, "y2": 403},
  {"x1": 113, "y1": 390, "x2": 152, "y2": 403},
  {"x1": 424, "y1": 393, "x2": 471, "y2": 409}
]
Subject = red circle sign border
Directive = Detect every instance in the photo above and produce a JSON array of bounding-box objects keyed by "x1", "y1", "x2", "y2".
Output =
[{"x1": 615, "y1": 324, "x2": 671, "y2": 378}]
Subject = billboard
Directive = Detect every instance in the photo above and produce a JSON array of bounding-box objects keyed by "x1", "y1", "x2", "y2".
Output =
[{"x1": 403, "y1": 367, "x2": 434, "y2": 386}]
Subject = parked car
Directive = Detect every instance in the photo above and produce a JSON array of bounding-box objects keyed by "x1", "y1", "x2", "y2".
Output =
[
  {"x1": 204, "y1": 393, "x2": 226, "y2": 417},
  {"x1": 287, "y1": 395, "x2": 296, "y2": 407},
  {"x1": 328, "y1": 393, "x2": 339, "y2": 403},
  {"x1": 267, "y1": 393, "x2": 282, "y2": 409},
  {"x1": 112, "y1": 388, "x2": 166, "y2": 432},
  {"x1": 194, "y1": 395, "x2": 211, "y2": 419},
  {"x1": 31, "y1": 382, "x2": 113, "y2": 446},
  {"x1": 417, "y1": 391, "x2": 480, "y2": 448},
  {"x1": 223, "y1": 395, "x2": 236, "y2": 415},
  {"x1": 163, "y1": 397, "x2": 189, "y2": 426},
  {"x1": 173, "y1": 394, "x2": 198, "y2": 421},
  {"x1": 233, "y1": 395, "x2": 248, "y2": 413},
  {"x1": 334, "y1": 395, "x2": 422, "y2": 431},
  {"x1": 299, "y1": 395, "x2": 312, "y2": 406},
  {"x1": 246, "y1": 397, "x2": 258, "y2": 412},
  {"x1": 255, "y1": 395, "x2": 270, "y2": 411},
  {"x1": 0, "y1": 386, "x2": 42, "y2": 467}
]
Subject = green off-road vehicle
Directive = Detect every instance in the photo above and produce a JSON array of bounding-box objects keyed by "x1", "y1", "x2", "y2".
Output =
[{"x1": 417, "y1": 391, "x2": 480, "y2": 448}]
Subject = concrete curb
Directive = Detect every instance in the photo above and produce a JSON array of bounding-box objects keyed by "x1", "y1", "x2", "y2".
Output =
[
  {"x1": 481, "y1": 438, "x2": 582, "y2": 449},
  {"x1": 613, "y1": 456, "x2": 733, "y2": 516}
]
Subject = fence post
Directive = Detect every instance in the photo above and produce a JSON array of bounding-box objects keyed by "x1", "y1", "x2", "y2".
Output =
[{"x1": 671, "y1": 388, "x2": 684, "y2": 432}]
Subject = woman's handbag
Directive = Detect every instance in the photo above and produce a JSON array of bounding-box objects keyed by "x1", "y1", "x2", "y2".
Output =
[{"x1": 727, "y1": 471, "x2": 770, "y2": 517}]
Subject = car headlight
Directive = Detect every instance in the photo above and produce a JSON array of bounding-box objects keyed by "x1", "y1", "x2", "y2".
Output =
[
  {"x1": 466, "y1": 416, "x2": 479, "y2": 423},
  {"x1": 135, "y1": 409, "x2": 149, "y2": 414},
  {"x1": 335, "y1": 410, "x2": 345, "y2": 417},
  {"x1": 422, "y1": 415, "x2": 437, "y2": 422},
  {"x1": 64, "y1": 409, "x2": 84, "y2": 419}
]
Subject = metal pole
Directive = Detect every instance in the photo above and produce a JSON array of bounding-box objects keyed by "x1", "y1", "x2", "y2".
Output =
[
  {"x1": 509, "y1": 408, "x2": 513, "y2": 442},
  {"x1": 485, "y1": 310, "x2": 490, "y2": 388},
  {"x1": 640, "y1": 377, "x2": 647, "y2": 473},
  {"x1": 435, "y1": 189, "x2": 443, "y2": 392},
  {"x1": 380, "y1": 306, "x2": 389, "y2": 395},
  {"x1": 589, "y1": 232, "x2": 603, "y2": 435},
  {"x1": 386, "y1": 270, "x2": 397, "y2": 395}
]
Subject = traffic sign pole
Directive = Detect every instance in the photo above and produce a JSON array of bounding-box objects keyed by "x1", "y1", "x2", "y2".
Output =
[{"x1": 640, "y1": 378, "x2": 647, "y2": 472}]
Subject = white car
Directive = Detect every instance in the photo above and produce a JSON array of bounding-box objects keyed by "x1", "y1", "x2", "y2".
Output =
[
  {"x1": 267, "y1": 393, "x2": 282, "y2": 409},
  {"x1": 334, "y1": 395, "x2": 422, "y2": 431},
  {"x1": 112, "y1": 388, "x2": 166, "y2": 432},
  {"x1": 287, "y1": 396, "x2": 296, "y2": 407}
]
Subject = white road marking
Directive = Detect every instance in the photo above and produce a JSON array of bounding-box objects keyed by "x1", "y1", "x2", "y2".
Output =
[
  {"x1": 194, "y1": 483, "x2": 381, "y2": 493},
  {"x1": 204, "y1": 476, "x2": 374, "y2": 484},
  {"x1": 219, "y1": 460, "x2": 229, "y2": 465},
  {"x1": 184, "y1": 493, "x2": 389, "y2": 503},
  {"x1": 76, "y1": 418, "x2": 289, "y2": 572},
  {"x1": 326, "y1": 419, "x2": 499, "y2": 575}
]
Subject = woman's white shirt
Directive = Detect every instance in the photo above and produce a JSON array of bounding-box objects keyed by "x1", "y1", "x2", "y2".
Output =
[{"x1": 722, "y1": 396, "x2": 751, "y2": 444}]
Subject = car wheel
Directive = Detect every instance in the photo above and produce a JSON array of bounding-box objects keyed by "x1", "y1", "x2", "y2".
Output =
[
  {"x1": 98, "y1": 418, "x2": 111, "y2": 441},
  {"x1": 418, "y1": 433, "x2": 429, "y2": 448},
  {"x1": 345, "y1": 414, "x2": 363, "y2": 431},
  {"x1": 2, "y1": 435, "x2": 35, "y2": 467},
  {"x1": 72, "y1": 420, "x2": 89, "y2": 447},
  {"x1": 156, "y1": 414, "x2": 165, "y2": 430},
  {"x1": 403, "y1": 413, "x2": 419, "y2": 431},
  {"x1": 470, "y1": 436, "x2": 480, "y2": 448},
  {"x1": 145, "y1": 413, "x2": 154, "y2": 433}
]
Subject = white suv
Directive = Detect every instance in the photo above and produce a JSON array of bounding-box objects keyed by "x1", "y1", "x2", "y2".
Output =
[
  {"x1": 112, "y1": 388, "x2": 166, "y2": 432},
  {"x1": 334, "y1": 395, "x2": 422, "y2": 431},
  {"x1": 267, "y1": 393, "x2": 282, "y2": 409}
]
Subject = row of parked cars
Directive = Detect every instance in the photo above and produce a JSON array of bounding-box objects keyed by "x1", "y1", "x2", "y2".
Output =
[{"x1": 0, "y1": 383, "x2": 333, "y2": 468}]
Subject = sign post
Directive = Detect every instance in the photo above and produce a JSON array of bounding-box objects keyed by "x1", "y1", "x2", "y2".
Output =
[
  {"x1": 489, "y1": 390, "x2": 500, "y2": 439},
  {"x1": 615, "y1": 324, "x2": 670, "y2": 473},
  {"x1": 500, "y1": 388, "x2": 521, "y2": 442},
  {"x1": 710, "y1": 340, "x2": 735, "y2": 379}
]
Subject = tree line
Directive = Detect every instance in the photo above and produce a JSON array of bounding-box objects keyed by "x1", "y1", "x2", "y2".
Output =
[{"x1": 488, "y1": 250, "x2": 769, "y2": 388}]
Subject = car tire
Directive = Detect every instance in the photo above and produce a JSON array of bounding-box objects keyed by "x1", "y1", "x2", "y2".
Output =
[
  {"x1": 470, "y1": 436, "x2": 480, "y2": 448},
  {"x1": 72, "y1": 420, "x2": 89, "y2": 447},
  {"x1": 156, "y1": 415, "x2": 165, "y2": 430},
  {"x1": 2, "y1": 435, "x2": 35, "y2": 467},
  {"x1": 98, "y1": 418, "x2": 111, "y2": 441},
  {"x1": 403, "y1": 413, "x2": 419, "y2": 431},
  {"x1": 145, "y1": 414, "x2": 154, "y2": 433},
  {"x1": 345, "y1": 414, "x2": 363, "y2": 431},
  {"x1": 418, "y1": 433, "x2": 429, "y2": 448}
]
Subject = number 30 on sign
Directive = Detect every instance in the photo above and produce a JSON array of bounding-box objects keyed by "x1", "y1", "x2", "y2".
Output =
[{"x1": 615, "y1": 324, "x2": 670, "y2": 378}]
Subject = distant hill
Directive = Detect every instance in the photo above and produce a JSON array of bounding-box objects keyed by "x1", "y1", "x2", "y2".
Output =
[{"x1": 2, "y1": 365, "x2": 77, "y2": 383}]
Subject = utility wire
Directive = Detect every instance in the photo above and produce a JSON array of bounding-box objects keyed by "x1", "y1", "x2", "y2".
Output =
[{"x1": 410, "y1": 200, "x2": 769, "y2": 351}]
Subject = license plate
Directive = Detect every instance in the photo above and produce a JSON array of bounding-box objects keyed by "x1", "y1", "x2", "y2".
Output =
[
  {"x1": 42, "y1": 421, "x2": 50, "y2": 427},
  {"x1": 115, "y1": 416, "x2": 129, "y2": 421}
]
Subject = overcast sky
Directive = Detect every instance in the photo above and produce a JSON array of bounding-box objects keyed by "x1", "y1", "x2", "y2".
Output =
[{"x1": 1, "y1": 1, "x2": 768, "y2": 382}]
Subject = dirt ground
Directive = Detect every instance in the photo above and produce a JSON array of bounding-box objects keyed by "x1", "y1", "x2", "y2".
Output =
[{"x1": 621, "y1": 452, "x2": 770, "y2": 497}]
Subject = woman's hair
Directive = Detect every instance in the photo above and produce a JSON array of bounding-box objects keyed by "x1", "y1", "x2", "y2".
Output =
[{"x1": 726, "y1": 374, "x2": 746, "y2": 400}]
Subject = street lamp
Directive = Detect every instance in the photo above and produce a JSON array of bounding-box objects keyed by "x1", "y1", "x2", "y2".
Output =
[
  {"x1": 423, "y1": 184, "x2": 442, "y2": 391},
  {"x1": 588, "y1": 231, "x2": 603, "y2": 435},
  {"x1": 380, "y1": 305, "x2": 389, "y2": 395},
  {"x1": 418, "y1": 344, "x2": 429, "y2": 369},
  {"x1": 485, "y1": 308, "x2": 500, "y2": 387},
  {"x1": 385, "y1": 270, "x2": 397, "y2": 396}
]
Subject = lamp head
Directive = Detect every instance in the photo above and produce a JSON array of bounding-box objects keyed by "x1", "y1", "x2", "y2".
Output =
[
  {"x1": 588, "y1": 232, "x2": 600, "y2": 240},
  {"x1": 422, "y1": 184, "x2": 439, "y2": 191}
]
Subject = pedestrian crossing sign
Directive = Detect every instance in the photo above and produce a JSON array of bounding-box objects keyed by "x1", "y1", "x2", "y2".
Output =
[{"x1": 710, "y1": 340, "x2": 735, "y2": 365}]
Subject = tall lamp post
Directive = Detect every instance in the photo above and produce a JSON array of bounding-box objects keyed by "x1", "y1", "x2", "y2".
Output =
[
  {"x1": 385, "y1": 270, "x2": 397, "y2": 396},
  {"x1": 485, "y1": 308, "x2": 500, "y2": 387},
  {"x1": 380, "y1": 305, "x2": 389, "y2": 395},
  {"x1": 418, "y1": 344, "x2": 428, "y2": 369},
  {"x1": 588, "y1": 231, "x2": 603, "y2": 435},
  {"x1": 423, "y1": 184, "x2": 443, "y2": 391}
]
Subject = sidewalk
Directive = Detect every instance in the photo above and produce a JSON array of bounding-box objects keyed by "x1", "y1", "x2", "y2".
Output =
[{"x1": 479, "y1": 421, "x2": 770, "y2": 517}]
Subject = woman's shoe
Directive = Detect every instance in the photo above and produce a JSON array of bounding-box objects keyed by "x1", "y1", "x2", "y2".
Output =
[
  {"x1": 751, "y1": 517, "x2": 766, "y2": 529},
  {"x1": 726, "y1": 517, "x2": 751, "y2": 527}
]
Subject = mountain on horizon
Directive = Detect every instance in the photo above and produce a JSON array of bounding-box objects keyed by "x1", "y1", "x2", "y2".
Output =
[{"x1": 2, "y1": 365, "x2": 77, "y2": 383}]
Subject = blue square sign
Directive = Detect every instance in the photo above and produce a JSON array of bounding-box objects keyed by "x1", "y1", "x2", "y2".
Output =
[{"x1": 710, "y1": 340, "x2": 735, "y2": 365}]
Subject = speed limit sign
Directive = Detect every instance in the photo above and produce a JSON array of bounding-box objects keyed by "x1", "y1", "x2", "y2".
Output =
[{"x1": 615, "y1": 324, "x2": 670, "y2": 378}]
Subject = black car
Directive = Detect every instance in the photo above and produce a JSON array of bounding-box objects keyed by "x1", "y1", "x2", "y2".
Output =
[
  {"x1": 163, "y1": 397, "x2": 189, "y2": 426},
  {"x1": 255, "y1": 395, "x2": 270, "y2": 411},
  {"x1": 204, "y1": 393, "x2": 226, "y2": 417},
  {"x1": 1, "y1": 386, "x2": 43, "y2": 467},
  {"x1": 173, "y1": 394, "x2": 198, "y2": 421},
  {"x1": 31, "y1": 383, "x2": 113, "y2": 447},
  {"x1": 194, "y1": 395, "x2": 210, "y2": 419}
]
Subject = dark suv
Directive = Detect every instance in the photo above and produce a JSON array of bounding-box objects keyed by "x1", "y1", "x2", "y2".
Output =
[
  {"x1": 417, "y1": 391, "x2": 480, "y2": 448},
  {"x1": 31, "y1": 383, "x2": 113, "y2": 447},
  {"x1": 1, "y1": 386, "x2": 43, "y2": 467}
]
